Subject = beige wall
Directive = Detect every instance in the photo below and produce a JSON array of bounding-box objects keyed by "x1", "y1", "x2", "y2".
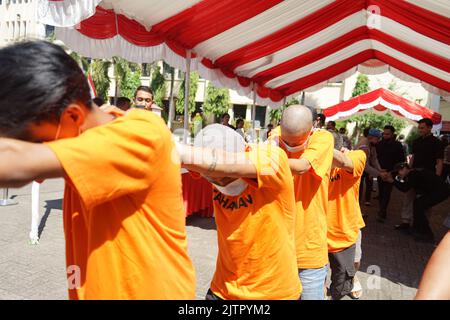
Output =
[{"x1": 440, "y1": 99, "x2": 450, "y2": 121}]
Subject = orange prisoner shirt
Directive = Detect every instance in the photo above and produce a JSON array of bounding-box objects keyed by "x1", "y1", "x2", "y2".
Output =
[
  {"x1": 46, "y1": 109, "x2": 196, "y2": 299},
  {"x1": 210, "y1": 145, "x2": 301, "y2": 300},
  {"x1": 270, "y1": 127, "x2": 334, "y2": 269},
  {"x1": 327, "y1": 150, "x2": 367, "y2": 253}
]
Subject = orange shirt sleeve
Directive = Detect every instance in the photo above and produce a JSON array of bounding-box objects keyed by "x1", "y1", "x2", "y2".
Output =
[
  {"x1": 46, "y1": 110, "x2": 171, "y2": 209},
  {"x1": 345, "y1": 150, "x2": 367, "y2": 178},
  {"x1": 301, "y1": 130, "x2": 334, "y2": 180},
  {"x1": 245, "y1": 144, "x2": 291, "y2": 190}
]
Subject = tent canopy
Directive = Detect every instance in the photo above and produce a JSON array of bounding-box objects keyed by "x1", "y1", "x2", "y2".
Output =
[
  {"x1": 39, "y1": 0, "x2": 450, "y2": 107},
  {"x1": 323, "y1": 88, "x2": 443, "y2": 129}
]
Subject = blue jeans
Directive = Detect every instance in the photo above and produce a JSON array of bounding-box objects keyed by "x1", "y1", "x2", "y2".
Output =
[{"x1": 298, "y1": 266, "x2": 328, "y2": 300}]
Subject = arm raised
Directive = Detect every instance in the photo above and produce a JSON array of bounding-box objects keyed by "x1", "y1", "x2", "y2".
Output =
[{"x1": 0, "y1": 138, "x2": 64, "y2": 188}]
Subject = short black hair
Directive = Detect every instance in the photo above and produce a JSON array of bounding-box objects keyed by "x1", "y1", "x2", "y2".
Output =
[
  {"x1": 116, "y1": 97, "x2": 131, "y2": 111},
  {"x1": 317, "y1": 113, "x2": 326, "y2": 124},
  {"x1": 221, "y1": 113, "x2": 230, "y2": 120},
  {"x1": 134, "y1": 86, "x2": 153, "y2": 98},
  {"x1": 93, "y1": 97, "x2": 105, "y2": 107},
  {"x1": 0, "y1": 40, "x2": 91, "y2": 139},
  {"x1": 327, "y1": 121, "x2": 336, "y2": 127},
  {"x1": 236, "y1": 118, "x2": 244, "y2": 126},
  {"x1": 363, "y1": 128, "x2": 370, "y2": 137},
  {"x1": 418, "y1": 118, "x2": 433, "y2": 128},
  {"x1": 384, "y1": 125, "x2": 395, "y2": 133}
]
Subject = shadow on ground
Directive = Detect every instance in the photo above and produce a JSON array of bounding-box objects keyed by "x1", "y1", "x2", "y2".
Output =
[
  {"x1": 38, "y1": 198, "x2": 63, "y2": 239},
  {"x1": 186, "y1": 215, "x2": 217, "y2": 230}
]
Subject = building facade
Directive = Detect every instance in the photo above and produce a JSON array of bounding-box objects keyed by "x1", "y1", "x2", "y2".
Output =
[{"x1": 0, "y1": 0, "x2": 47, "y2": 47}]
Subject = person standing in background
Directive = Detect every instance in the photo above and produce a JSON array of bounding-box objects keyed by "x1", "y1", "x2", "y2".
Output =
[
  {"x1": 395, "y1": 118, "x2": 444, "y2": 230},
  {"x1": 376, "y1": 125, "x2": 405, "y2": 222}
]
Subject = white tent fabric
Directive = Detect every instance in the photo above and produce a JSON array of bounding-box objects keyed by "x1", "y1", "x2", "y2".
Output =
[{"x1": 39, "y1": 0, "x2": 450, "y2": 106}]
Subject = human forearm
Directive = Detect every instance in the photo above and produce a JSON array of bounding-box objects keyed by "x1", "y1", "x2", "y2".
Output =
[
  {"x1": 0, "y1": 138, "x2": 63, "y2": 188},
  {"x1": 288, "y1": 158, "x2": 311, "y2": 175},
  {"x1": 332, "y1": 149, "x2": 354, "y2": 172},
  {"x1": 179, "y1": 145, "x2": 257, "y2": 178},
  {"x1": 415, "y1": 232, "x2": 450, "y2": 300}
]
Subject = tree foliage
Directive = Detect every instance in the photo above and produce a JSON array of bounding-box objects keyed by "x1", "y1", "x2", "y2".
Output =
[
  {"x1": 337, "y1": 111, "x2": 408, "y2": 144},
  {"x1": 150, "y1": 63, "x2": 167, "y2": 108},
  {"x1": 352, "y1": 74, "x2": 370, "y2": 97},
  {"x1": 268, "y1": 98, "x2": 300, "y2": 124},
  {"x1": 91, "y1": 59, "x2": 111, "y2": 101},
  {"x1": 203, "y1": 82, "x2": 231, "y2": 117},
  {"x1": 176, "y1": 71, "x2": 199, "y2": 115}
]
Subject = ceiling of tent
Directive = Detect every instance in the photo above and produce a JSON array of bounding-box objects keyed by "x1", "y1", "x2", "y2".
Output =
[{"x1": 38, "y1": 0, "x2": 450, "y2": 107}]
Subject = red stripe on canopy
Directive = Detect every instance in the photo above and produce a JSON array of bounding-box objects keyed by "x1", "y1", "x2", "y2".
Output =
[
  {"x1": 213, "y1": 0, "x2": 364, "y2": 71},
  {"x1": 323, "y1": 88, "x2": 442, "y2": 124}
]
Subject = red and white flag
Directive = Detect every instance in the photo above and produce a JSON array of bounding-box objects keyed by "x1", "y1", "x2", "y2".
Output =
[{"x1": 87, "y1": 72, "x2": 97, "y2": 98}]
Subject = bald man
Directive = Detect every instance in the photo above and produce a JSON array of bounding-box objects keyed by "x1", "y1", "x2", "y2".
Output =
[{"x1": 269, "y1": 105, "x2": 334, "y2": 300}]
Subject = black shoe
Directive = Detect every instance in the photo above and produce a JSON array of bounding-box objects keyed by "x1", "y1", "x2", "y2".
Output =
[{"x1": 394, "y1": 223, "x2": 410, "y2": 230}]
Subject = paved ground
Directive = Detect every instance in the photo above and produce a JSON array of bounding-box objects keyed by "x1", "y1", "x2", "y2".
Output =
[{"x1": 0, "y1": 178, "x2": 448, "y2": 300}]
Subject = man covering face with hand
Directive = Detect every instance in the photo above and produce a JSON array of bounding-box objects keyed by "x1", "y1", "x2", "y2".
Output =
[{"x1": 177, "y1": 124, "x2": 301, "y2": 300}]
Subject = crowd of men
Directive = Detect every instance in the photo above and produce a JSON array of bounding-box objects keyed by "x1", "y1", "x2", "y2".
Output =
[{"x1": 0, "y1": 40, "x2": 449, "y2": 300}]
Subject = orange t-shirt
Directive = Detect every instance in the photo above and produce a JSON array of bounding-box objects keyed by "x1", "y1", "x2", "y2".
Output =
[
  {"x1": 327, "y1": 150, "x2": 367, "y2": 253},
  {"x1": 270, "y1": 127, "x2": 334, "y2": 269},
  {"x1": 210, "y1": 145, "x2": 301, "y2": 300},
  {"x1": 46, "y1": 109, "x2": 196, "y2": 299}
]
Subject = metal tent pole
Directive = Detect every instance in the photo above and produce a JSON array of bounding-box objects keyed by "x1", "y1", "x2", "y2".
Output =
[
  {"x1": 183, "y1": 50, "x2": 192, "y2": 144},
  {"x1": 0, "y1": 188, "x2": 18, "y2": 206}
]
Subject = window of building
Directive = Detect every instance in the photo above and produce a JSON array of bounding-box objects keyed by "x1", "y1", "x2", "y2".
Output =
[
  {"x1": 233, "y1": 104, "x2": 247, "y2": 120},
  {"x1": 11, "y1": 21, "x2": 15, "y2": 41},
  {"x1": 255, "y1": 106, "x2": 267, "y2": 127}
]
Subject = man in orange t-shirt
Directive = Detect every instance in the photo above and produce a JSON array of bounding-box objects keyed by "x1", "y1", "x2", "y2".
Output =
[
  {"x1": 268, "y1": 105, "x2": 334, "y2": 300},
  {"x1": 328, "y1": 145, "x2": 366, "y2": 300},
  {"x1": 0, "y1": 41, "x2": 195, "y2": 299},
  {"x1": 178, "y1": 124, "x2": 301, "y2": 300}
]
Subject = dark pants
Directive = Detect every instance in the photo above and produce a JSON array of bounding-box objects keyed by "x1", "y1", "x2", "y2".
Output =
[
  {"x1": 359, "y1": 172, "x2": 373, "y2": 205},
  {"x1": 413, "y1": 191, "x2": 450, "y2": 236},
  {"x1": 378, "y1": 179, "x2": 393, "y2": 219},
  {"x1": 205, "y1": 289, "x2": 223, "y2": 300},
  {"x1": 443, "y1": 164, "x2": 450, "y2": 184},
  {"x1": 328, "y1": 244, "x2": 356, "y2": 300}
]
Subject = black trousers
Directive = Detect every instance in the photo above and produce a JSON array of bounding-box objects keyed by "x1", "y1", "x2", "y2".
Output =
[
  {"x1": 413, "y1": 191, "x2": 450, "y2": 236},
  {"x1": 359, "y1": 172, "x2": 373, "y2": 204},
  {"x1": 328, "y1": 244, "x2": 356, "y2": 300},
  {"x1": 378, "y1": 179, "x2": 393, "y2": 218}
]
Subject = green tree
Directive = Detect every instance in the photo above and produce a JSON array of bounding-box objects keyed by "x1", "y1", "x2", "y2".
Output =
[
  {"x1": 120, "y1": 66, "x2": 142, "y2": 101},
  {"x1": 338, "y1": 111, "x2": 408, "y2": 144},
  {"x1": 176, "y1": 71, "x2": 199, "y2": 115},
  {"x1": 150, "y1": 63, "x2": 167, "y2": 108},
  {"x1": 90, "y1": 59, "x2": 111, "y2": 101},
  {"x1": 203, "y1": 82, "x2": 231, "y2": 118},
  {"x1": 268, "y1": 98, "x2": 300, "y2": 124},
  {"x1": 352, "y1": 74, "x2": 370, "y2": 97}
]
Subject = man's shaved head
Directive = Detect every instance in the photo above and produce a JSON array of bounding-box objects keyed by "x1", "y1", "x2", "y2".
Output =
[
  {"x1": 281, "y1": 105, "x2": 314, "y2": 134},
  {"x1": 280, "y1": 105, "x2": 315, "y2": 147}
]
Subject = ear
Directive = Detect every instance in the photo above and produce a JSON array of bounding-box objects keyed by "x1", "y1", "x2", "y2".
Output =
[{"x1": 60, "y1": 103, "x2": 87, "y2": 131}]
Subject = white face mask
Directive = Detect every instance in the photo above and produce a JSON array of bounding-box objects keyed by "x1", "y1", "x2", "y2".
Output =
[
  {"x1": 281, "y1": 138, "x2": 309, "y2": 153},
  {"x1": 214, "y1": 179, "x2": 248, "y2": 196}
]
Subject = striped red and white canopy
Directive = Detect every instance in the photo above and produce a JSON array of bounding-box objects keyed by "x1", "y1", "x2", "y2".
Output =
[
  {"x1": 38, "y1": 0, "x2": 450, "y2": 107},
  {"x1": 324, "y1": 88, "x2": 442, "y2": 129}
]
